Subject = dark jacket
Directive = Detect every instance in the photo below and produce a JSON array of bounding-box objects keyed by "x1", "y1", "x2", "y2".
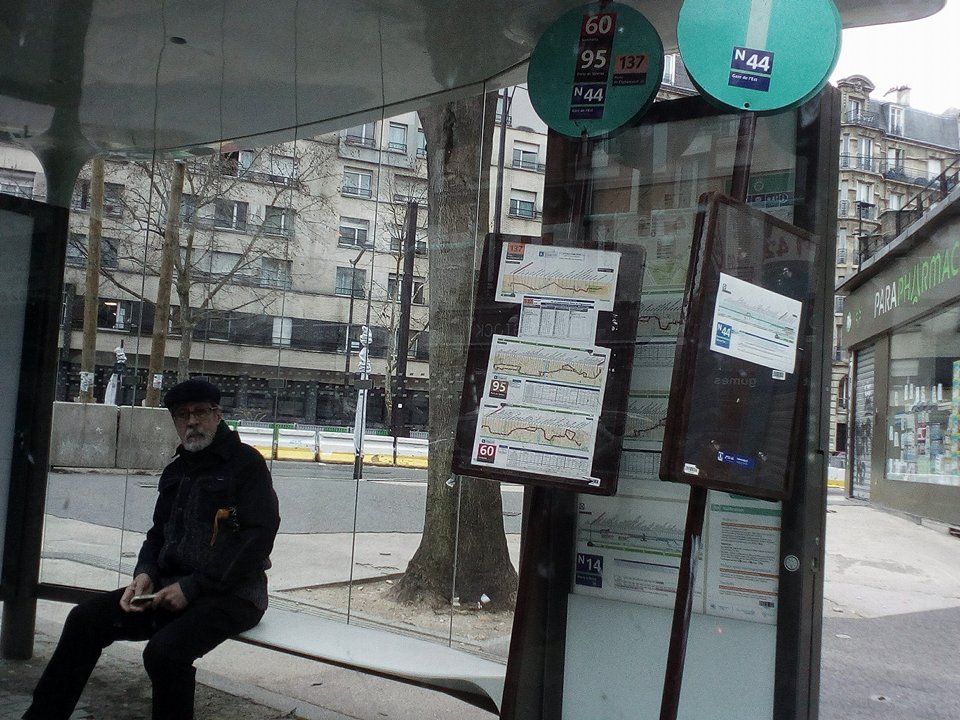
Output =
[{"x1": 134, "y1": 423, "x2": 280, "y2": 611}]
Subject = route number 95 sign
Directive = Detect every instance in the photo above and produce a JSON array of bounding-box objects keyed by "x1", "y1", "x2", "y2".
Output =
[{"x1": 528, "y1": 3, "x2": 663, "y2": 138}]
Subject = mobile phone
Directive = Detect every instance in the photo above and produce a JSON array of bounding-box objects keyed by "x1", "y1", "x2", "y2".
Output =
[{"x1": 131, "y1": 593, "x2": 157, "y2": 603}]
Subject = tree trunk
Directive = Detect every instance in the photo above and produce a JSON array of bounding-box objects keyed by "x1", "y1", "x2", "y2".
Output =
[
  {"x1": 78, "y1": 157, "x2": 105, "y2": 403},
  {"x1": 144, "y1": 161, "x2": 184, "y2": 406},
  {"x1": 391, "y1": 92, "x2": 518, "y2": 610}
]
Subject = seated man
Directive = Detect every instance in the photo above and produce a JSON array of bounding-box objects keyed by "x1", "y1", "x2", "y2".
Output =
[{"x1": 24, "y1": 379, "x2": 281, "y2": 720}]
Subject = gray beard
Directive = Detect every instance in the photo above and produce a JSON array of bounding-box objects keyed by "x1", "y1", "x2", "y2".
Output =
[{"x1": 183, "y1": 434, "x2": 215, "y2": 452}]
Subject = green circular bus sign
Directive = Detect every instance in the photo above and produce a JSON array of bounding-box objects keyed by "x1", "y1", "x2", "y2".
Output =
[
  {"x1": 677, "y1": 0, "x2": 841, "y2": 112},
  {"x1": 528, "y1": 3, "x2": 664, "y2": 138}
]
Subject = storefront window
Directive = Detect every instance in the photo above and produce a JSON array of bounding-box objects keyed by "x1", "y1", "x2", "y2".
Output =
[{"x1": 887, "y1": 306, "x2": 960, "y2": 484}]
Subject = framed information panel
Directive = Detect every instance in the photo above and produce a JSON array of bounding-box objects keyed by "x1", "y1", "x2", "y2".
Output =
[
  {"x1": 660, "y1": 193, "x2": 818, "y2": 500},
  {"x1": 452, "y1": 233, "x2": 644, "y2": 495}
]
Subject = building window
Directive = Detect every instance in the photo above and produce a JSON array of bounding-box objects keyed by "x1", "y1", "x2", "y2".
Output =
[
  {"x1": 98, "y1": 299, "x2": 136, "y2": 331},
  {"x1": 888, "y1": 106, "x2": 904, "y2": 135},
  {"x1": 343, "y1": 169, "x2": 373, "y2": 198},
  {"x1": 214, "y1": 199, "x2": 248, "y2": 230},
  {"x1": 345, "y1": 122, "x2": 377, "y2": 148},
  {"x1": 201, "y1": 311, "x2": 232, "y2": 342},
  {"x1": 65, "y1": 233, "x2": 119, "y2": 269},
  {"x1": 180, "y1": 193, "x2": 199, "y2": 223},
  {"x1": 889, "y1": 192, "x2": 903, "y2": 211},
  {"x1": 834, "y1": 295, "x2": 845, "y2": 315},
  {"x1": 0, "y1": 169, "x2": 35, "y2": 198},
  {"x1": 512, "y1": 142, "x2": 542, "y2": 172},
  {"x1": 390, "y1": 226, "x2": 428, "y2": 254},
  {"x1": 836, "y1": 228, "x2": 847, "y2": 264},
  {"x1": 885, "y1": 146, "x2": 905, "y2": 177},
  {"x1": 220, "y1": 150, "x2": 255, "y2": 177},
  {"x1": 856, "y1": 182, "x2": 873, "y2": 217},
  {"x1": 72, "y1": 180, "x2": 124, "y2": 218},
  {"x1": 261, "y1": 257, "x2": 292, "y2": 289},
  {"x1": 393, "y1": 176, "x2": 425, "y2": 204},
  {"x1": 210, "y1": 251, "x2": 244, "y2": 277},
  {"x1": 857, "y1": 137, "x2": 873, "y2": 170},
  {"x1": 662, "y1": 54, "x2": 676, "y2": 85},
  {"x1": 339, "y1": 217, "x2": 369, "y2": 247},
  {"x1": 268, "y1": 154, "x2": 296, "y2": 185},
  {"x1": 848, "y1": 98, "x2": 863, "y2": 121},
  {"x1": 335, "y1": 267, "x2": 366, "y2": 297},
  {"x1": 387, "y1": 273, "x2": 426, "y2": 304},
  {"x1": 416, "y1": 129, "x2": 427, "y2": 158},
  {"x1": 272, "y1": 317, "x2": 293, "y2": 346},
  {"x1": 388, "y1": 122, "x2": 408, "y2": 153},
  {"x1": 263, "y1": 205, "x2": 294, "y2": 236},
  {"x1": 509, "y1": 190, "x2": 539, "y2": 219}
]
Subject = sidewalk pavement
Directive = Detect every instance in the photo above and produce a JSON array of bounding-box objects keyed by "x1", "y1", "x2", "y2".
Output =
[{"x1": 2, "y1": 491, "x2": 958, "y2": 719}]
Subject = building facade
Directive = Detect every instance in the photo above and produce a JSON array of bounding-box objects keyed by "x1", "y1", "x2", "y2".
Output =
[
  {"x1": 0, "y1": 63, "x2": 697, "y2": 431},
  {"x1": 831, "y1": 75, "x2": 960, "y2": 457}
]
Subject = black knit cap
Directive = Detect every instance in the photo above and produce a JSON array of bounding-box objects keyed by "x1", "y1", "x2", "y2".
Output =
[{"x1": 163, "y1": 378, "x2": 221, "y2": 411}]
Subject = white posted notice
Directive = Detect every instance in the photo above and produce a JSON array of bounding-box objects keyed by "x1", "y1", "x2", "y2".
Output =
[
  {"x1": 496, "y1": 241, "x2": 620, "y2": 311},
  {"x1": 710, "y1": 273, "x2": 802, "y2": 374}
]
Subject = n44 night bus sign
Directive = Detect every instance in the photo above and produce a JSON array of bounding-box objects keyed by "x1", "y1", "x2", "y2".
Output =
[
  {"x1": 677, "y1": 0, "x2": 841, "y2": 111},
  {"x1": 528, "y1": 3, "x2": 663, "y2": 137}
]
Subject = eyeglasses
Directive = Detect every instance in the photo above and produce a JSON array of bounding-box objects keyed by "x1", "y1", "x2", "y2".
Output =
[{"x1": 172, "y1": 406, "x2": 220, "y2": 422}]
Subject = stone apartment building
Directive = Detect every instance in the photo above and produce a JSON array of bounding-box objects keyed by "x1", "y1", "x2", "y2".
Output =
[
  {"x1": 831, "y1": 75, "x2": 960, "y2": 455},
  {"x1": 0, "y1": 96, "x2": 553, "y2": 429}
]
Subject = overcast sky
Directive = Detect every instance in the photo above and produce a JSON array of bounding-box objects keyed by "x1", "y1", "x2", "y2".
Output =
[{"x1": 830, "y1": 0, "x2": 960, "y2": 114}]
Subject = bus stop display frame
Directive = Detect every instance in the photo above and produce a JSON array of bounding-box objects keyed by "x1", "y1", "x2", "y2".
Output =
[
  {"x1": 660, "y1": 192, "x2": 819, "y2": 500},
  {"x1": 452, "y1": 233, "x2": 644, "y2": 495}
]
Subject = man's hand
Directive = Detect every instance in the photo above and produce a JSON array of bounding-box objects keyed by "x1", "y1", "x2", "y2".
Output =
[
  {"x1": 120, "y1": 573, "x2": 154, "y2": 613},
  {"x1": 152, "y1": 582, "x2": 189, "y2": 612}
]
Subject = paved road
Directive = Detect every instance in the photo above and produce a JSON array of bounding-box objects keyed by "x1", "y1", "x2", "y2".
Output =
[{"x1": 46, "y1": 462, "x2": 525, "y2": 534}]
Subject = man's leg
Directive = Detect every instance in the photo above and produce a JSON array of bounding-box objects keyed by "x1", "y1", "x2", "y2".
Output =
[
  {"x1": 142, "y1": 595, "x2": 262, "y2": 720},
  {"x1": 23, "y1": 588, "x2": 155, "y2": 720}
]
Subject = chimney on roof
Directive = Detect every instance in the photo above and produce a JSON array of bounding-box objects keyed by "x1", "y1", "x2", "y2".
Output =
[{"x1": 884, "y1": 85, "x2": 911, "y2": 106}]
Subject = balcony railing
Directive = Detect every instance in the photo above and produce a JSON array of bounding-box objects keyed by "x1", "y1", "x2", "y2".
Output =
[
  {"x1": 838, "y1": 199, "x2": 849, "y2": 216},
  {"x1": 508, "y1": 207, "x2": 543, "y2": 220},
  {"x1": 843, "y1": 110, "x2": 880, "y2": 128},
  {"x1": 840, "y1": 154, "x2": 879, "y2": 173},
  {"x1": 387, "y1": 141, "x2": 407, "y2": 153},
  {"x1": 880, "y1": 159, "x2": 953, "y2": 187},
  {"x1": 342, "y1": 185, "x2": 372, "y2": 198},
  {"x1": 344, "y1": 134, "x2": 376, "y2": 148},
  {"x1": 512, "y1": 157, "x2": 546, "y2": 173},
  {"x1": 858, "y1": 156, "x2": 960, "y2": 264}
]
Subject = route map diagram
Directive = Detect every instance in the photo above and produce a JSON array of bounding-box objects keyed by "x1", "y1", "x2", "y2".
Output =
[
  {"x1": 478, "y1": 405, "x2": 594, "y2": 450},
  {"x1": 496, "y1": 242, "x2": 620, "y2": 311},
  {"x1": 492, "y1": 344, "x2": 607, "y2": 388},
  {"x1": 636, "y1": 292, "x2": 683, "y2": 337},
  {"x1": 623, "y1": 393, "x2": 669, "y2": 445}
]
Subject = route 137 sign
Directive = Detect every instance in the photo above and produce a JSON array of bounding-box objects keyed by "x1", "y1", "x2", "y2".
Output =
[{"x1": 527, "y1": 3, "x2": 664, "y2": 138}]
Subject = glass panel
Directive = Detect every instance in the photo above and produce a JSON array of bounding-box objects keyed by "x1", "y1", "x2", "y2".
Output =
[
  {"x1": 887, "y1": 307, "x2": 960, "y2": 481},
  {"x1": 37, "y1": 80, "x2": 535, "y2": 700}
]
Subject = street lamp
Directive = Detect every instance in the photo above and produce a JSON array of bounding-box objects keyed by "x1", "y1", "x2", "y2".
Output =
[{"x1": 344, "y1": 246, "x2": 366, "y2": 376}]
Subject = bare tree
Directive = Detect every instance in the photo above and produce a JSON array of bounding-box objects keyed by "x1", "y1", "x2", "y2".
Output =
[
  {"x1": 77, "y1": 157, "x2": 105, "y2": 403},
  {"x1": 94, "y1": 141, "x2": 337, "y2": 391},
  {"x1": 390, "y1": 92, "x2": 518, "y2": 610}
]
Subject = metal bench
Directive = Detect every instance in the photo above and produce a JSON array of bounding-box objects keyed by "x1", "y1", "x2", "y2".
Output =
[{"x1": 237, "y1": 606, "x2": 505, "y2": 714}]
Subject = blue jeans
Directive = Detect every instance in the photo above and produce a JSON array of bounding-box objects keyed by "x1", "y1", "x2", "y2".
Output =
[{"x1": 23, "y1": 587, "x2": 263, "y2": 720}]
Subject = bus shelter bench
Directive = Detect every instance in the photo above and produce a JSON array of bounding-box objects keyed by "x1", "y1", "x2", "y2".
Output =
[{"x1": 236, "y1": 606, "x2": 505, "y2": 714}]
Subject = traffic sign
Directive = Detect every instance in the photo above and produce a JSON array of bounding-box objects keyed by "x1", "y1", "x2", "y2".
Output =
[
  {"x1": 528, "y1": 2, "x2": 663, "y2": 137},
  {"x1": 677, "y1": 0, "x2": 841, "y2": 112}
]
